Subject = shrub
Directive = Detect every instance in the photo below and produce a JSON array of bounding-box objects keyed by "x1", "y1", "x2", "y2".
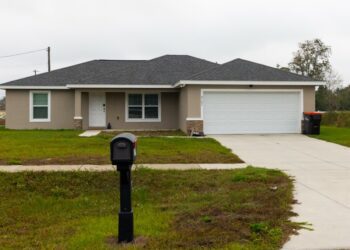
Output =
[{"x1": 321, "y1": 112, "x2": 350, "y2": 128}]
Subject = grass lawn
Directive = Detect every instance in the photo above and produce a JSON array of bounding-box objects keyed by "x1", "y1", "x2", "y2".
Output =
[
  {"x1": 310, "y1": 126, "x2": 350, "y2": 147},
  {"x1": 0, "y1": 167, "x2": 298, "y2": 249},
  {"x1": 0, "y1": 127, "x2": 242, "y2": 165}
]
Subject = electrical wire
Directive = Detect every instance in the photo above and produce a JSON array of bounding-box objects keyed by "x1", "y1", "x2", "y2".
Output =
[{"x1": 0, "y1": 48, "x2": 47, "y2": 59}]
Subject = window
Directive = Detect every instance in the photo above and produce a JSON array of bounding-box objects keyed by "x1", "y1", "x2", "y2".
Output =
[
  {"x1": 30, "y1": 91, "x2": 50, "y2": 122},
  {"x1": 127, "y1": 93, "x2": 160, "y2": 121},
  {"x1": 128, "y1": 94, "x2": 143, "y2": 119}
]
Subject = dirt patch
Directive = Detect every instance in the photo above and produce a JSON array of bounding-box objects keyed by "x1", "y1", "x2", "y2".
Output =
[
  {"x1": 160, "y1": 173, "x2": 298, "y2": 249},
  {"x1": 101, "y1": 130, "x2": 186, "y2": 137},
  {"x1": 106, "y1": 235, "x2": 148, "y2": 248},
  {"x1": 0, "y1": 156, "x2": 109, "y2": 166}
]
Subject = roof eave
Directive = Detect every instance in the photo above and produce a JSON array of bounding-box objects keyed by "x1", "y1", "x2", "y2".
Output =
[
  {"x1": 174, "y1": 80, "x2": 325, "y2": 87},
  {"x1": 0, "y1": 85, "x2": 69, "y2": 90},
  {"x1": 0, "y1": 84, "x2": 176, "y2": 89},
  {"x1": 1, "y1": 81, "x2": 326, "y2": 90},
  {"x1": 65, "y1": 84, "x2": 174, "y2": 89}
]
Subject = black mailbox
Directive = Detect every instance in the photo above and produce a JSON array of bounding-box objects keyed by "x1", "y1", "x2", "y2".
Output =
[
  {"x1": 110, "y1": 133, "x2": 137, "y2": 168},
  {"x1": 110, "y1": 133, "x2": 137, "y2": 243}
]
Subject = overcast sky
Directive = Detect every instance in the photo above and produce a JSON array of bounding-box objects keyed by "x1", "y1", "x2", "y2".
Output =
[{"x1": 1, "y1": 0, "x2": 349, "y2": 98}]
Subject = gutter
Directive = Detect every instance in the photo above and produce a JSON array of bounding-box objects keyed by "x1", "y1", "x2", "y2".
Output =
[
  {"x1": 0, "y1": 86, "x2": 69, "y2": 90},
  {"x1": 0, "y1": 81, "x2": 326, "y2": 90},
  {"x1": 173, "y1": 80, "x2": 326, "y2": 87}
]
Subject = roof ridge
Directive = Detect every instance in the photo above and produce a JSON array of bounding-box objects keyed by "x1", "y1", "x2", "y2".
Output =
[
  {"x1": 79, "y1": 55, "x2": 218, "y2": 85},
  {"x1": 149, "y1": 54, "x2": 217, "y2": 64},
  {"x1": 96, "y1": 59, "x2": 146, "y2": 62},
  {"x1": 187, "y1": 58, "x2": 317, "y2": 81},
  {"x1": 183, "y1": 60, "x2": 227, "y2": 80},
  {"x1": 76, "y1": 59, "x2": 149, "y2": 84},
  {"x1": 79, "y1": 55, "x2": 180, "y2": 84}
]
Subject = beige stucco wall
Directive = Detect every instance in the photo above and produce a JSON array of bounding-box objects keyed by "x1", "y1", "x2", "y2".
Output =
[
  {"x1": 178, "y1": 87, "x2": 188, "y2": 132},
  {"x1": 5, "y1": 85, "x2": 315, "y2": 131},
  {"x1": 5, "y1": 89, "x2": 75, "y2": 129},
  {"x1": 106, "y1": 92, "x2": 179, "y2": 130},
  {"x1": 81, "y1": 92, "x2": 89, "y2": 130},
  {"x1": 5, "y1": 89, "x2": 179, "y2": 130},
  {"x1": 182, "y1": 85, "x2": 316, "y2": 119}
]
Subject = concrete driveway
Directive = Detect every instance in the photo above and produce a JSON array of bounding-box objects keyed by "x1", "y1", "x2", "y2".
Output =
[{"x1": 212, "y1": 134, "x2": 350, "y2": 250}]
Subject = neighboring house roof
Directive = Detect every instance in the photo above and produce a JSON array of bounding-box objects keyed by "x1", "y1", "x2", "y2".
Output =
[
  {"x1": 0, "y1": 55, "x2": 319, "y2": 88},
  {"x1": 185, "y1": 58, "x2": 315, "y2": 82}
]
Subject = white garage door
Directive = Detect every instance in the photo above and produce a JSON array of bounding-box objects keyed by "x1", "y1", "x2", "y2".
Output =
[{"x1": 203, "y1": 91, "x2": 302, "y2": 134}]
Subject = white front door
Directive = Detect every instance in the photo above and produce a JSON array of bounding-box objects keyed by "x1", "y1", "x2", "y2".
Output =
[
  {"x1": 89, "y1": 92, "x2": 106, "y2": 127},
  {"x1": 203, "y1": 91, "x2": 302, "y2": 134}
]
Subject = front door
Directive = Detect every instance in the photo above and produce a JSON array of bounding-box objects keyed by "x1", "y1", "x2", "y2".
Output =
[{"x1": 89, "y1": 92, "x2": 106, "y2": 127}]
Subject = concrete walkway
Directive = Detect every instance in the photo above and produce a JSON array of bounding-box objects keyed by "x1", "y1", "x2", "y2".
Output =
[
  {"x1": 212, "y1": 134, "x2": 350, "y2": 250},
  {"x1": 79, "y1": 130, "x2": 101, "y2": 137},
  {"x1": 0, "y1": 163, "x2": 248, "y2": 172}
]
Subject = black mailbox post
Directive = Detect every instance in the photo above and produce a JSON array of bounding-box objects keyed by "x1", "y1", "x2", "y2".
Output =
[{"x1": 110, "y1": 133, "x2": 137, "y2": 243}]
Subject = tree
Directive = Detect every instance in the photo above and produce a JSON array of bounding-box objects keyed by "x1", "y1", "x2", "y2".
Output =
[
  {"x1": 315, "y1": 86, "x2": 333, "y2": 111},
  {"x1": 286, "y1": 38, "x2": 346, "y2": 111},
  {"x1": 336, "y1": 86, "x2": 350, "y2": 110},
  {"x1": 324, "y1": 69, "x2": 343, "y2": 91},
  {"x1": 316, "y1": 70, "x2": 343, "y2": 111},
  {"x1": 0, "y1": 97, "x2": 5, "y2": 110},
  {"x1": 288, "y1": 38, "x2": 331, "y2": 80}
]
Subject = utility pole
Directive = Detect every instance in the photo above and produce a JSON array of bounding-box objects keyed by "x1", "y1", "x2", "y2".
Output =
[
  {"x1": 33, "y1": 70, "x2": 38, "y2": 75},
  {"x1": 47, "y1": 46, "x2": 51, "y2": 72}
]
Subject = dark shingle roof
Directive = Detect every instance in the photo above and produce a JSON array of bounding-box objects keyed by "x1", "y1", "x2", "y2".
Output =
[
  {"x1": 1, "y1": 60, "x2": 145, "y2": 86},
  {"x1": 78, "y1": 55, "x2": 218, "y2": 85},
  {"x1": 1, "y1": 56, "x2": 318, "y2": 87},
  {"x1": 186, "y1": 58, "x2": 316, "y2": 81}
]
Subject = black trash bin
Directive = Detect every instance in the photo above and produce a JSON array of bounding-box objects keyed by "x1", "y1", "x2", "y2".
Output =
[{"x1": 303, "y1": 112, "x2": 322, "y2": 135}]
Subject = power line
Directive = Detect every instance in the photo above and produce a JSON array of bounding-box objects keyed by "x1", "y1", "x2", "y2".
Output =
[{"x1": 0, "y1": 48, "x2": 47, "y2": 59}]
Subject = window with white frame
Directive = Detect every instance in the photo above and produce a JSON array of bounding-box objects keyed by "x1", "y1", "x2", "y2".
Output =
[
  {"x1": 30, "y1": 91, "x2": 50, "y2": 122},
  {"x1": 127, "y1": 93, "x2": 160, "y2": 121}
]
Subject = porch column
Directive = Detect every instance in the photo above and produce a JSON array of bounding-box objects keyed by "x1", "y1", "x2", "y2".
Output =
[{"x1": 74, "y1": 90, "x2": 83, "y2": 130}]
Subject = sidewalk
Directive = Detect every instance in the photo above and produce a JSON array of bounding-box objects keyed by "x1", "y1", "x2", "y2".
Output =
[{"x1": 0, "y1": 163, "x2": 248, "y2": 172}]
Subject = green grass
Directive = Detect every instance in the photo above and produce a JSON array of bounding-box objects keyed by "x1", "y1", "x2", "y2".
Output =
[
  {"x1": 0, "y1": 129, "x2": 242, "y2": 165},
  {"x1": 0, "y1": 167, "x2": 298, "y2": 249},
  {"x1": 310, "y1": 126, "x2": 350, "y2": 147}
]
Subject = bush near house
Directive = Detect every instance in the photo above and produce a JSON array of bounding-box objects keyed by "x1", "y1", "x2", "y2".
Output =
[
  {"x1": 321, "y1": 111, "x2": 350, "y2": 128},
  {"x1": 0, "y1": 111, "x2": 5, "y2": 125}
]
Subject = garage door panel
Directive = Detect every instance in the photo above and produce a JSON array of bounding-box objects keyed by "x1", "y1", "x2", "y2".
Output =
[
  {"x1": 205, "y1": 112, "x2": 299, "y2": 120},
  {"x1": 203, "y1": 91, "x2": 301, "y2": 134},
  {"x1": 205, "y1": 120, "x2": 300, "y2": 134}
]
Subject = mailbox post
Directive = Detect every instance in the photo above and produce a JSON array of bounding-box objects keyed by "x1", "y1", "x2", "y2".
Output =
[{"x1": 110, "y1": 133, "x2": 137, "y2": 243}]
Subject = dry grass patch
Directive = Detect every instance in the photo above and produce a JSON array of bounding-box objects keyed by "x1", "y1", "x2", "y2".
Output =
[{"x1": 0, "y1": 167, "x2": 299, "y2": 249}]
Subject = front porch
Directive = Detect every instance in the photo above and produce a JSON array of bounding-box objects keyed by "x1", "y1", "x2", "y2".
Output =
[{"x1": 73, "y1": 90, "x2": 179, "y2": 131}]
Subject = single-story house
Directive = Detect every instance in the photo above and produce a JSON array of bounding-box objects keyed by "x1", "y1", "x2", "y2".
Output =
[{"x1": 0, "y1": 55, "x2": 324, "y2": 134}]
